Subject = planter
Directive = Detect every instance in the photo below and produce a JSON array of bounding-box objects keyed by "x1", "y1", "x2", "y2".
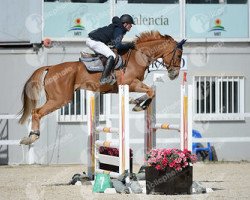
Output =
[{"x1": 146, "y1": 166, "x2": 193, "y2": 195}]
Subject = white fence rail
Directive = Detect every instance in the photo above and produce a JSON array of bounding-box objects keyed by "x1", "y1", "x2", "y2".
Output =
[{"x1": 0, "y1": 115, "x2": 34, "y2": 164}]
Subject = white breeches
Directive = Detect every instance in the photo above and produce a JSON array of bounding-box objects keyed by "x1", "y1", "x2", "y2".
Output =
[{"x1": 86, "y1": 38, "x2": 116, "y2": 59}]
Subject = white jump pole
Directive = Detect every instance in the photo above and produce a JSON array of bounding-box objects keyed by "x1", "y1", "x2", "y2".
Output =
[
  {"x1": 87, "y1": 91, "x2": 100, "y2": 179},
  {"x1": 87, "y1": 85, "x2": 130, "y2": 179},
  {"x1": 188, "y1": 84, "x2": 193, "y2": 151},
  {"x1": 180, "y1": 73, "x2": 193, "y2": 151},
  {"x1": 118, "y1": 85, "x2": 130, "y2": 175}
]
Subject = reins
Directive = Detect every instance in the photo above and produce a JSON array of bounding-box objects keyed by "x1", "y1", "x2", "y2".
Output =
[
  {"x1": 120, "y1": 48, "x2": 133, "y2": 84},
  {"x1": 134, "y1": 46, "x2": 179, "y2": 74},
  {"x1": 122, "y1": 48, "x2": 133, "y2": 70}
]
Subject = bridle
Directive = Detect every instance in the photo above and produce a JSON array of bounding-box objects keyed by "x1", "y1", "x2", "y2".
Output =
[
  {"x1": 133, "y1": 43, "x2": 182, "y2": 73},
  {"x1": 154, "y1": 46, "x2": 181, "y2": 73}
]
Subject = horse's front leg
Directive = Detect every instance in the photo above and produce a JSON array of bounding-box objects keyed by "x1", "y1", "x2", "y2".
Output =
[
  {"x1": 129, "y1": 94, "x2": 148, "y2": 105},
  {"x1": 129, "y1": 80, "x2": 155, "y2": 111}
]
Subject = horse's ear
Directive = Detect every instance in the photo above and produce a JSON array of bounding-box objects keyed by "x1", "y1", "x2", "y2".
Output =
[{"x1": 177, "y1": 39, "x2": 187, "y2": 50}]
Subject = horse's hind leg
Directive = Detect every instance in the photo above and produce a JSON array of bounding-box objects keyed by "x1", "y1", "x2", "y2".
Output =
[
  {"x1": 32, "y1": 99, "x2": 65, "y2": 130},
  {"x1": 20, "y1": 99, "x2": 65, "y2": 145}
]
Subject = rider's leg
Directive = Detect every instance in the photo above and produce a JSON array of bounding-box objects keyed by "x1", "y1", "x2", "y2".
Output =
[
  {"x1": 86, "y1": 38, "x2": 116, "y2": 84},
  {"x1": 86, "y1": 38, "x2": 116, "y2": 58},
  {"x1": 100, "y1": 56, "x2": 115, "y2": 85}
]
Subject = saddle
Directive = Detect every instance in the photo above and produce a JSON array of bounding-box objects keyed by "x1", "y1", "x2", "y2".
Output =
[{"x1": 79, "y1": 51, "x2": 123, "y2": 72}]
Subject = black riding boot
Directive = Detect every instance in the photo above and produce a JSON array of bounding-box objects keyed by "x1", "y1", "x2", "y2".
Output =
[{"x1": 100, "y1": 56, "x2": 115, "y2": 85}]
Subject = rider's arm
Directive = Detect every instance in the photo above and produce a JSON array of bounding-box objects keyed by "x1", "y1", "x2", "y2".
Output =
[{"x1": 113, "y1": 28, "x2": 134, "y2": 51}]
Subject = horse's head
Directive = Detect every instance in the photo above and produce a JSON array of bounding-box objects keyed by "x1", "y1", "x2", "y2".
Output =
[
  {"x1": 134, "y1": 31, "x2": 186, "y2": 80},
  {"x1": 162, "y1": 38, "x2": 186, "y2": 80}
]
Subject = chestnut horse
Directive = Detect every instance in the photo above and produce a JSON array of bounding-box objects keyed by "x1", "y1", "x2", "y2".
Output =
[{"x1": 19, "y1": 31, "x2": 185, "y2": 145}]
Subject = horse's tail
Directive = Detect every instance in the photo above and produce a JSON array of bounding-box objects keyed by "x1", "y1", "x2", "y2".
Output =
[{"x1": 18, "y1": 66, "x2": 48, "y2": 124}]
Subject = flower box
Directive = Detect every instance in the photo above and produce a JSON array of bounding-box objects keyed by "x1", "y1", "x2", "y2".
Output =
[
  {"x1": 146, "y1": 165, "x2": 193, "y2": 195},
  {"x1": 99, "y1": 146, "x2": 133, "y2": 173},
  {"x1": 145, "y1": 148, "x2": 197, "y2": 195}
]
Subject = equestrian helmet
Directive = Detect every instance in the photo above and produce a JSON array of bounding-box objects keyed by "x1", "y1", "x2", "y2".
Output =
[{"x1": 120, "y1": 14, "x2": 135, "y2": 24}]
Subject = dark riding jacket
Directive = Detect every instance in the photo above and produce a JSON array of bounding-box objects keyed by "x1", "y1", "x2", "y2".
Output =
[{"x1": 88, "y1": 16, "x2": 134, "y2": 53}]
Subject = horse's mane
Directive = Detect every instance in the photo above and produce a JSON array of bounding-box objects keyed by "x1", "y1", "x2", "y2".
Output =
[{"x1": 135, "y1": 31, "x2": 173, "y2": 44}]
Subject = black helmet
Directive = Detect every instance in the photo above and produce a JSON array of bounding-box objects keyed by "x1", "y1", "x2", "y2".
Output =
[{"x1": 120, "y1": 14, "x2": 135, "y2": 25}]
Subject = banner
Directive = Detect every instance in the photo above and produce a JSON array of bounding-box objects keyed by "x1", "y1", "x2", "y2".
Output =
[
  {"x1": 116, "y1": 2, "x2": 180, "y2": 38},
  {"x1": 186, "y1": 4, "x2": 248, "y2": 38},
  {"x1": 44, "y1": 2, "x2": 110, "y2": 38},
  {"x1": 44, "y1": 3, "x2": 249, "y2": 39}
]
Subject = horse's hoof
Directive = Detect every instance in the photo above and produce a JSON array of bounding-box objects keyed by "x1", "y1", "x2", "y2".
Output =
[
  {"x1": 142, "y1": 104, "x2": 149, "y2": 110},
  {"x1": 132, "y1": 105, "x2": 143, "y2": 112},
  {"x1": 129, "y1": 98, "x2": 136, "y2": 104},
  {"x1": 20, "y1": 134, "x2": 39, "y2": 145},
  {"x1": 20, "y1": 137, "x2": 32, "y2": 145},
  {"x1": 129, "y1": 98, "x2": 140, "y2": 105}
]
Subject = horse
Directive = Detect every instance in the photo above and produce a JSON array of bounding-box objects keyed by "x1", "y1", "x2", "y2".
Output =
[{"x1": 19, "y1": 31, "x2": 186, "y2": 145}]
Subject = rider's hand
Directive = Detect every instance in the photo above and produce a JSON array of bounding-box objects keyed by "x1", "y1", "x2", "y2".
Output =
[{"x1": 128, "y1": 42, "x2": 135, "y2": 49}]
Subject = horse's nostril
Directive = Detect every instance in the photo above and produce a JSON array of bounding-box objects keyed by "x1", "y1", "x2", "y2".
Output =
[{"x1": 168, "y1": 70, "x2": 180, "y2": 80}]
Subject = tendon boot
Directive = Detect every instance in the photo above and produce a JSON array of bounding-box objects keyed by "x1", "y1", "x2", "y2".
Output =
[{"x1": 100, "y1": 56, "x2": 115, "y2": 85}]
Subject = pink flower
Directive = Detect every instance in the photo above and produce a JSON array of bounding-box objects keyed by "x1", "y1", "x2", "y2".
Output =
[
  {"x1": 169, "y1": 161, "x2": 176, "y2": 168},
  {"x1": 155, "y1": 164, "x2": 162, "y2": 170},
  {"x1": 178, "y1": 152, "x2": 185, "y2": 158},
  {"x1": 108, "y1": 150, "x2": 113, "y2": 156},
  {"x1": 146, "y1": 148, "x2": 197, "y2": 171},
  {"x1": 99, "y1": 146, "x2": 133, "y2": 158},
  {"x1": 161, "y1": 158, "x2": 168, "y2": 167},
  {"x1": 148, "y1": 157, "x2": 157, "y2": 164},
  {"x1": 156, "y1": 155, "x2": 162, "y2": 160},
  {"x1": 176, "y1": 164, "x2": 182, "y2": 171},
  {"x1": 190, "y1": 155, "x2": 198, "y2": 163},
  {"x1": 176, "y1": 157, "x2": 182, "y2": 164},
  {"x1": 150, "y1": 149, "x2": 157, "y2": 157},
  {"x1": 183, "y1": 161, "x2": 188, "y2": 167}
]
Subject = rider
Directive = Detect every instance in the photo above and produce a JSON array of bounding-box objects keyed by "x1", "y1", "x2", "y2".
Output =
[{"x1": 85, "y1": 14, "x2": 135, "y2": 85}]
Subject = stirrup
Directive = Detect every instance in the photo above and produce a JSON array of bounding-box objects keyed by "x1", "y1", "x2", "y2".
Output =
[
  {"x1": 100, "y1": 74, "x2": 116, "y2": 85},
  {"x1": 106, "y1": 73, "x2": 116, "y2": 85},
  {"x1": 109, "y1": 73, "x2": 116, "y2": 85}
]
